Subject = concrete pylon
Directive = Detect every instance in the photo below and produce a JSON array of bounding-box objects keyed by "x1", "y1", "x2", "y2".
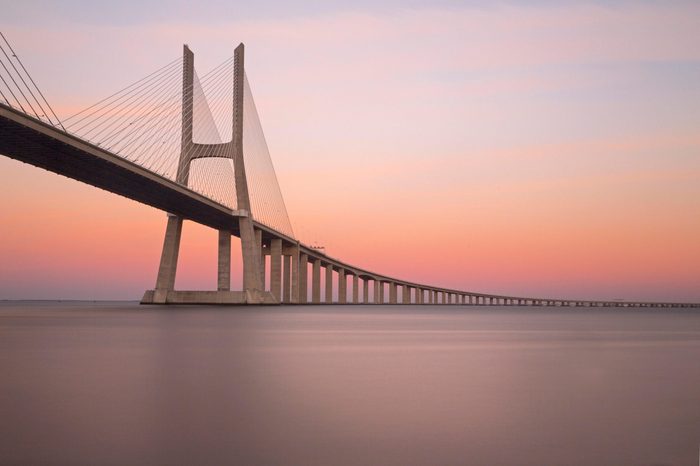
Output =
[
  {"x1": 218, "y1": 230, "x2": 231, "y2": 291},
  {"x1": 389, "y1": 283, "x2": 397, "y2": 304},
  {"x1": 338, "y1": 269, "x2": 346, "y2": 304},
  {"x1": 288, "y1": 244, "x2": 300, "y2": 303},
  {"x1": 270, "y1": 239, "x2": 282, "y2": 302},
  {"x1": 312, "y1": 259, "x2": 321, "y2": 303},
  {"x1": 282, "y1": 254, "x2": 291, "y2": 303},
  {"x1": 142, "y1": 43, "x2": 274, "y2": 304},
  {"x1": 152, "y1": 214, "x2": 183, "y2": 302},
  {"x1": 402, "y1": 285, "x2": 410, "y2": 304},
  {"x1": 352, "y1": 275, "x2": 359, "y2": 304},
  {"x1": 325, "y1": 265, "x2": 333, "y2": 304},
  {"x1": 298, "y1": 253, "x2": 308, "y2": 303}
]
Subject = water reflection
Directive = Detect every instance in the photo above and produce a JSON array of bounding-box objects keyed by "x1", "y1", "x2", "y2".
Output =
[{"x1": 1, "y1": 303, "x2": 699, "y2": 465}]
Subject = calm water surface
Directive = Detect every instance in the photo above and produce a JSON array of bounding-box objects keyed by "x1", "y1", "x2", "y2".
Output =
[{"x1": 1, "y1": 302, "x2": 699, "y2": 465}]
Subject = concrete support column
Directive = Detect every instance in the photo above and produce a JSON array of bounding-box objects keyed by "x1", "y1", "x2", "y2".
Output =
[
  {"x1": 352, "y1": 275, "x2": 359, "y2": 304},
  {"x1": 312, "y1": 259, "x2": 321, "y2": 304},
  {"x1": 402, "y1": 285, "x2": 410, "y2": 304},
  {"x1": 417, "y1": 289, "x2": 423, "y2": 304},
  {"x1": 254, "y1": 229, "x2": 264, "y2": 290},
  {"x1": 389, "y1": 282, "x2": 397, "y2": 304},
  {"x1": 298, "y1": 253, "x2": 307, "y2": 304},
  {"x1": 325, "y1": 265, "x2": 333, "y2": 304},
  {"x1": 338, "y1": 269, "x2": 347, "y2": 304},
  {"x1": 270, "y1": 239, "x2": 282, "y2": 302},
  {"x1": 155, "y1": 215, "x2": 183, "y2": 294},
  {"x1": 290, "y1": 246, "x2": 300, "y2": 303},
  {"x1": 374, "y1": 280, "x2": 381, "y2": 304},
  {"x1": 217, "y1": 230, "x2": 231, "y2": 291},
  {"x1": 282, "y1": 254, "x2": 291, "y2": 303},
  {"x1": 363, "y1": 278, "x2": 369, "y2": 303}
]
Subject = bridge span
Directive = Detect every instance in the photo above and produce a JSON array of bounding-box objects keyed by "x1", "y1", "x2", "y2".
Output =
[{"x1": 0, "y1": 39, "x2": 697, "y2": 308}]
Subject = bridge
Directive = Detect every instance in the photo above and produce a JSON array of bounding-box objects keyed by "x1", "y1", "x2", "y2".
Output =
[{"x1": 0, "y1": 36, "x2": 697, "y2": 308}]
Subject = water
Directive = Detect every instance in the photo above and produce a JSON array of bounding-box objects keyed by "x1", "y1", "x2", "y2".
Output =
[{"x1": 1, "y1": 302, "x2": 699, "y2": 465}]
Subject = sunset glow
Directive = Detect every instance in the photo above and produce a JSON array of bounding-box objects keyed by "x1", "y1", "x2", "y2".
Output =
[{"x1": 1, "y1": 0, "x2": 699, "y2": 301}]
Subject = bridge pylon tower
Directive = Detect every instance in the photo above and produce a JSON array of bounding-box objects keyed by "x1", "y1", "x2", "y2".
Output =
[{"x1": 141, "y1": 43, "x2": 276, "y2": 305}]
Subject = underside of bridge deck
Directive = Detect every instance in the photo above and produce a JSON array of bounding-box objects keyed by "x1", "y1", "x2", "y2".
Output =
[{"x1": 0, "y1": 104, "x2": 242, "y2": 234}]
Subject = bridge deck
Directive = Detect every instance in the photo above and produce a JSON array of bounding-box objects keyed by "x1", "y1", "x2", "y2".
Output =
[{"x1": 0, "y1": 103, "x2": 243, "y2": 234}]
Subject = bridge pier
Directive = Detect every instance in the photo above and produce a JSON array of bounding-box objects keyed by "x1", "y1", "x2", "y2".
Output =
[
  {"x1": 270, "y1": 239, "x2": 282, "y2": 302},
  {"x1": 217, "y1": 230, "x2": 231, "y2": 291},
  {"x1": 312, "y1": 259, "x2": 321, "y2": 303},
  {"x1": 402, "y1": 285, "x2": 410, "y2": 304},
  {"x1": 390, "y1": 282, "x2": 397, "y2": 304},
  {"x1": 282, "y1": 254, "x2": 291, "y2": 303},
  {"x1": 363, "y1": 278, "x2": 369, "y2": 303},
  {"x1": 298, "y1": 253, "x2": 308, "y2": 304},
  {"x1": 352, "y1": 275, "x2": 359, "y2": 303},
  {"x1": 149, "y1": 214, "x2": 183, "y2": 302},
  {"x1": 255, "y1": 230, "x2": 266, "y2": 291},
  {"x1": 325, "y1": 264, "x2": 333, "y2": 304},
  {"x1": 338, "y1": 269, "x2": 347, "y2": 304}
]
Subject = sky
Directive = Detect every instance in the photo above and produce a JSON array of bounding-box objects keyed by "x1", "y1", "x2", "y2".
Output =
[{"x1": 1, "y1": 0, "x2": 699, "y2": 301}]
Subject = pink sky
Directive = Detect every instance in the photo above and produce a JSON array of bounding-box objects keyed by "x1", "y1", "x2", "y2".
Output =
[{"x1": 1, "y1": 2, "x2": 699, "y2": 301}]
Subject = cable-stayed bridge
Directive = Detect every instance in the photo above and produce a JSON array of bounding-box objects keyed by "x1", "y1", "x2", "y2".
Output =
[{"x1": 0, "y1": 37, "x2": 697, "y2": 307}]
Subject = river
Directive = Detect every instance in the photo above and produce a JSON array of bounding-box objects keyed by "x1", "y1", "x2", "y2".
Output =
[{"x1": 1, "y1": 302, "x2": 699, "y2": 465}]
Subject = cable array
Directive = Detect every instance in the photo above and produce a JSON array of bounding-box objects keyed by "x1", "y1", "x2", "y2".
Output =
[
  {"x1": 0, "y1": 32, "x2": 64, "y2": 129},
  {"x1": 9, "y1": 42, "x2": 295, "y2": 236},
  {"x1": 62, "y1": 56, "x2": 185, "y2": 181},
  {"x1": 60, "y1": 56, "x2": 239, "y2": 209},
  {"x1": 243, "y1": 72, "x2": 295, "y2": 238}
]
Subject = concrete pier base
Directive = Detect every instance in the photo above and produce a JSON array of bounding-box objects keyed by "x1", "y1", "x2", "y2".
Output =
[{"x1": 141, "y1": 289, "x2": 277, "y2": 305}]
